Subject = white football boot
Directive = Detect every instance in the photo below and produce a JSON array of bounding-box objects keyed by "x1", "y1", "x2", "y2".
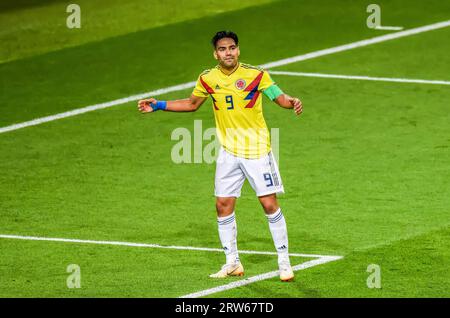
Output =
[
  {"x1": 209, "y1": 262, "x2": 244, "y2": 278},
  {"x1": 279, "y1": 259, "x2": 294, "y2": 282}
]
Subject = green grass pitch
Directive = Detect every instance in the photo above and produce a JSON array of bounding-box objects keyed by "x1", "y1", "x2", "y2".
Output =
[{"x1": 1, "y1": 0, "x2": 449, "y2": 298}]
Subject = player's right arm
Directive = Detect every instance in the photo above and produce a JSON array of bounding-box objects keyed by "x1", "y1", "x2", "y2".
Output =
[
  {"x1": 138, "y1": 94, "x2": 207, "y2": 113},
  {"x1": 138, "y1": 71, "x2": 211, "y2": 113}
]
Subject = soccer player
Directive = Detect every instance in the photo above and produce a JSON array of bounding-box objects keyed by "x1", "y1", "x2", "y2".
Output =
[{"x1": 138, "y1": 31, "x2": 303, "y2": 282}]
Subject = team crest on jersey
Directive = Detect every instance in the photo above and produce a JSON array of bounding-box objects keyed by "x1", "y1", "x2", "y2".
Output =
[{"x1": 235, "y1": 79, "x2": 246, "y2": 90}]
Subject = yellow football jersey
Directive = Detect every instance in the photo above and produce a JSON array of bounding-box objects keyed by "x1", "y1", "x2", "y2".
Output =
[{"x1": 192, "y1": 63, "x2": 277, "y2": 159}]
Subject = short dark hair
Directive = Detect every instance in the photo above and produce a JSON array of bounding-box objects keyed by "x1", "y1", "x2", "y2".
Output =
[{"x1": 211, "y1": 31, "x2": 239, "y2": 48}]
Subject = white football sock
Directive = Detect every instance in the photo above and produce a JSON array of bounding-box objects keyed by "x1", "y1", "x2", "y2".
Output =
[
  {"x1": 266, "y1": 208, "x2": 290, "y2": 265},
  {"x1": 217, "y1": 212, "x2": 239, "y2": 265}
]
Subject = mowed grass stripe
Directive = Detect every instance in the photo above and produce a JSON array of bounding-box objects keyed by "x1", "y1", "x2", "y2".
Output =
[
  {"x1": 0, "y1": 0, "x2": 278, "y2": 63},
  {"x1": 2, "y1": 0, "x2": 449, "y2": 127},
  {"x1": 1, "y1": 19, "x2": 449, "y2": 134}
]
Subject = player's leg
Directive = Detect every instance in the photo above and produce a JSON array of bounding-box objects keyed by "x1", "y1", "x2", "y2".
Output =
[
  {"x1": 210, "y1": 147, "x2": 246, "y2": 278},
  {"x1": 240, "y1": 151, "x2": 294, "y2": 281},
  {"x1": 215, "y1": 196, "x2": 239, "y2": 265},
  {"x1": 258, "y1": 193, "x2": 294, "y2": 282}
]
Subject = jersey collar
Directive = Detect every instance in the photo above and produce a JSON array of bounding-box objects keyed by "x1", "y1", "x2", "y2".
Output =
[{"x1": 217, "y1": 62, "x2": 241, "y2": 76}]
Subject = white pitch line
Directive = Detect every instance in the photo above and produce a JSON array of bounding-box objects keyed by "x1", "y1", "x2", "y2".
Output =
[
  {"x1": 0, "y1": 81, "x2": 197, "y2": 134},
  {"x1": 180, "y1": 256, "x2": 342, "y2": 298},
  {"x1": 375, "y1": 25, "x2": 404, "y2": 31},
  {"x1": 260, "y1": 19, "x2": 450, "y2": 69},
  {"x1": 0, "y1": 234, "x2": 341, "y2": 259},
  {"x1": 0, "y1": 234, "x2": 343, "y2": 298},
  {"x1": 269, "y1": 70, "x2": 450, "y2": 86},
  {"x1": 1, "y1": 19, "x2": 448, "y2": 135}
]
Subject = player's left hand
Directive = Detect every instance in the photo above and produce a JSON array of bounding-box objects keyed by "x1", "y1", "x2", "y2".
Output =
[{"x1": 291, "y1": 98, "x2": 303, "y2": 116}]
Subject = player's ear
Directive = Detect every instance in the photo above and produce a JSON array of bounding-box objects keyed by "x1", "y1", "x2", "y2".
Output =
[
  {"x1": 236, "y1": 46, "x2": 240, "y2": 58},
  {"x1": 213, "y1": 50, "x2": 218, "y2": 60}
]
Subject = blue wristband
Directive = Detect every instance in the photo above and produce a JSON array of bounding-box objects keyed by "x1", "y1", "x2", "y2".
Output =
[{"x1": 150, "y1": 100, "x2": 167, "y2": 111}]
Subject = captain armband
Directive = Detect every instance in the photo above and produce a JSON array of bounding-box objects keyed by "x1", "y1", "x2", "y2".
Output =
[{"x1": 263, "y1": 85, "x2": 284, "y2": 101}]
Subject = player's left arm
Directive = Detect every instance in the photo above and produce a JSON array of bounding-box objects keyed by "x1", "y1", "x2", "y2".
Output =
[
  {"x1": 260, "y1": 71, "x2": 303, "y2": 116},
  {"x1": 273, "y1": 93, "x2": 303, "y2": 116},
  {"x1": 263, "y1": 84, "x2": 303, "y2": 116}
]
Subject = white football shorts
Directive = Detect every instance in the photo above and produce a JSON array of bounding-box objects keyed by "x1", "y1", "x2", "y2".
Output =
[{"x1": 215, "y1": 147, "x2": 284, "y2": 197}]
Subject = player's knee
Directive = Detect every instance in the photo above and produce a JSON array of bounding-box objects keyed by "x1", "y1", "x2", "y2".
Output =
[
  {"x1": 262, "y1": 204, "x2": 279, "y2": 214},
  {"x1": 259, "y1": 196, "x2": 279, "y2": 214},
  {"x1": 216, "y1": 198, "x2": 234, "y2": 215}
]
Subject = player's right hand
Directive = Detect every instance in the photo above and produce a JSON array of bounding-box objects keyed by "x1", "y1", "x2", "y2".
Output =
[{"x1": 138, "y1": 98, "x2": 156, "y2": 113}]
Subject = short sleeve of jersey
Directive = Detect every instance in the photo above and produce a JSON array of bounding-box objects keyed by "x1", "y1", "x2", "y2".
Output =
[
  {"x1": 259, "y1": 70, "x2": 275, "y2": 92},
  {"x1": 192, "y1": 75, "x2": 209, "y2": 98}
]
